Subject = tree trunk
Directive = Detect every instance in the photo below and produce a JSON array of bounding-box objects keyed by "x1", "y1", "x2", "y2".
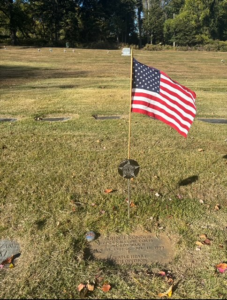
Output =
[{"x1": 8, "y1": 0, "x2": 17, "y2": 45}]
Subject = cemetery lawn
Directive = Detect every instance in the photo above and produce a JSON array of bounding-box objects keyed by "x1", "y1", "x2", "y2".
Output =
[{"x1": 0, "y1": 46, "x2": 227, "y2": 299}]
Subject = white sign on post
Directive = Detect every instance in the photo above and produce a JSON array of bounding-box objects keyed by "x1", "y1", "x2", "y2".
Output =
[{"x1": 121, "y1": 48, "x2": 131, "y2": 56}]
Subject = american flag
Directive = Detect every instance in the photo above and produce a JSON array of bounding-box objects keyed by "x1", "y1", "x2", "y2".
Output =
[{"x1": 132, "y1": 58, "x2": 196, "y2": 137}]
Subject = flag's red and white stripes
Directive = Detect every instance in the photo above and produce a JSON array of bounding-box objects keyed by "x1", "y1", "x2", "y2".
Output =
[{"x1": 132, "y1": 71, "x2": 196, "y2": 137}]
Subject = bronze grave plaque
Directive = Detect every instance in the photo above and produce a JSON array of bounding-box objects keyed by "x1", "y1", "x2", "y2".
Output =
[{"x1": 89, "y1": 233, "x2": 175, "y2": 265}]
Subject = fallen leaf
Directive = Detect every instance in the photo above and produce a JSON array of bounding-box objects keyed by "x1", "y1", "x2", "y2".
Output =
[
  {"x1": 87, "y1": 283, "x2": 95, "y2": 291},
  {"x1": 77, "y1": 283, "x2": 86, "y2": 292},
  {"x1": 198, "y1": 148, "x2": 204, "y2": 152},
  {"x1": 203, "y1": 238, "x2": 211, "y2": 245},
  {"x1": 199, "y1": 234, "x2": 207, "y2": 240},
  {"x1": 217, "y1": 268, "x2": 227, "y2": 273},
  {"x1": 130, "y1": 202, "x2": 136, "y2": 207},
  {"x1": 158, "y1": 285, "x2": 173, "y2": 298},
  {"x1": 101, "y1": 284, "x2": 111, "y2": 292},
  {"x1": 195, "y1": 241, "x2": 203, "y2": 247},
  {"x1": 155, "y1": 192, "x2": 160, "y2": 197},
  {"x1": 104, "y1": 189, "x2": 113, "y2": 194},
  {"x1": 167, "y1": 278, "x2": 174, "y2": 284},
  {"x1": 1, "y1": 255, "x2": 14, "y2": 265},
  {"x1": 216, "y1": 263, "x2": 227, "y2": 273},
  {"x1": 215, "y1": 204, "x2": 221, "y2": 210},
  {"x1": 199, "y1": 199, "x2": 204, "y2": 204},
  {"x1": 157, "y1": 271, "x2": 166, "y2": 276},
  {"x1": 9, "y1": 263, "x2": 14, "y2": 268}
]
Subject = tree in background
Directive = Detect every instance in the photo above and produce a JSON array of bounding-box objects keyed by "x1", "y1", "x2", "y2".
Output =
[
  {"x1": 0, "y1": 0, "x2": 33, "y2": 45},
  {"x1": 0, "y1": 0, "x2": 227, "y2": 47},
  {"x1": 143, "y1": 0, "x2": 165, "y2": 44},
  {"x1": 164, "y1": 0, "x2": 227, "y2": 46},
  {"x1": 30, "y1": 0, "x2": 80, "y2": 46}
]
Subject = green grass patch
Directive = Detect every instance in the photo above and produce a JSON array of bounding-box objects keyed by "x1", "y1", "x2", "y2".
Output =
[{"x1": 0, "y1": 47, "x2": 227, "y2": 299}]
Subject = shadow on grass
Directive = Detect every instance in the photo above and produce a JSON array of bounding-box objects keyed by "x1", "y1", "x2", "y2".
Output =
[
  {"x1": 84, "y1": 244, "x2": 118, "y2": 267},
  {"x1": 0, "y1": 65, "x2": 89, "y2": 84},
  {"x1": 163, "y1": 154, "x2": 225, "y2": 197},
  {"x1": 178, "y1": 175, "x2": 199, "y2": 186}
]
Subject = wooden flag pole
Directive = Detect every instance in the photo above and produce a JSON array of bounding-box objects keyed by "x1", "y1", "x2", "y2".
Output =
[
  {"x1": 128, "y1": 48, "x2": 133, "y2": 160},
  {"x1": 127, "y1": 48, "x2": 133, "y2": 219}
]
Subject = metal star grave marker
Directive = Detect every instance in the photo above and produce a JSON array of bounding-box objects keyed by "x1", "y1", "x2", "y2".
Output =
[
  {"x1": 118, "y1": 159, "x2": 140, "y2": 218},
  {"x1": 118, "y1": 159, "x2": 140, "y2": 179}
]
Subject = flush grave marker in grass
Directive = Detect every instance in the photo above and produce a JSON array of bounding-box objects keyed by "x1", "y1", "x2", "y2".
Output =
[
  {"x1": 0, "y1": 240, "x2": 21, "y2": 266},
  {"x1": 0, "y1": 118, "x2": 17, "y2": 122},
  {"x1": 35, "y1": 117, "x2": 71, "y2": 122},
  {"x1": 92, "y1": 115, "x2": 121, "y2": 120},
  {"x1": 89, "y1": 232, "x2": 175, "y2": 265},
  {"x1": 198, "y1": 118, "x2": 227, "y2": 124}
]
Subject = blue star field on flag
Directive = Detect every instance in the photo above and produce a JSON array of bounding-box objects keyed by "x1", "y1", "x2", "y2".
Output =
[{"x1": 132, "y1": 59, "x2": 160, "y2": 93}]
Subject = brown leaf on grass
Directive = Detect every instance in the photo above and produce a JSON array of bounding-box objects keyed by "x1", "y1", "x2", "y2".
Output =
[
  {"x1": 195, "y1": 241, "x2": 203, "y2": 247},
  {"x1": 104, "y1": 189, "x2": 113, "y2": 194},
  {"x1": 157, "y1": 271, "x2": 166, "y2": 276},
  {"x1": 1, "y1": 255, "x2": 14, "y2": 265},
  {"x1": 158, "y1": 285, "x2": 173, "y2": 298},
  {"x1": 216, "y1": 263, "x2": 227, "y2": 269},
  {"x1": 216, "y1": 263, "x2": 227, "y2": 273},
  {"x1": 167, "y1": 277, "x2": 174, "y2": 284},
  {"x1": 203, "y1": 238, "x2": 212, "y2": 245},
  {"x1": 199, "y1": 234, "x2": 207, "y2": 240},
  {"x1": 77, "y1": 283, "x2": 86, "y2": 292},
  {"x1": 87, "y1": 283, "x2": 95, "y2": 291},
  {"x1": 130, "y1": 202, "x2": 136, "y2": 207},
  {"x1": 101, "y1": 284, "x2": 111, "y2": 292},
  {"x1": 215, "y1": 204, "x2": 221, "y2": 210}
]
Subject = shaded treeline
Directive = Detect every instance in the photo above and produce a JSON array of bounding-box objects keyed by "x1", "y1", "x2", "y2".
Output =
[{"x1": 0, "y1": 0, "x2": 227, "y2": 47}]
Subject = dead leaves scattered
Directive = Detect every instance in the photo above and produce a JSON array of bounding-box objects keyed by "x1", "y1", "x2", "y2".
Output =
[
  {"x1": 195, "y1": 234, "x2": 212, "y2": 249},
  {"x1": 156, "y1": 270, "x2": 175, "y2": 298},
  {"x1": 77, "y1": 278, "x2": 111, "y2": 297},
  {"x1": 0, "y1": 255, "x2": 16, "y2": 269}
]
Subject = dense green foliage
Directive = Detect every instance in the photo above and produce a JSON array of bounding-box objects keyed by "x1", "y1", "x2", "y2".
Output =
[{"x1": 0, "y1": 0, "x2": 227, "y2": 47}]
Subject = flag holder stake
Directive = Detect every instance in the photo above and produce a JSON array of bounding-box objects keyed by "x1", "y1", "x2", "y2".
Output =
[
  {"x1": 127, "y1": 178, "x2": 131, "y2": 219},
  {"x1": 127, "y1": 48, "x2": 133, "y2": 219},
  {"x1": 128, "y1": 48, "x2": 133, "y2": 160},
  {"x1": 118, "y1": 48, "x2": 140, "y2": 219}
]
